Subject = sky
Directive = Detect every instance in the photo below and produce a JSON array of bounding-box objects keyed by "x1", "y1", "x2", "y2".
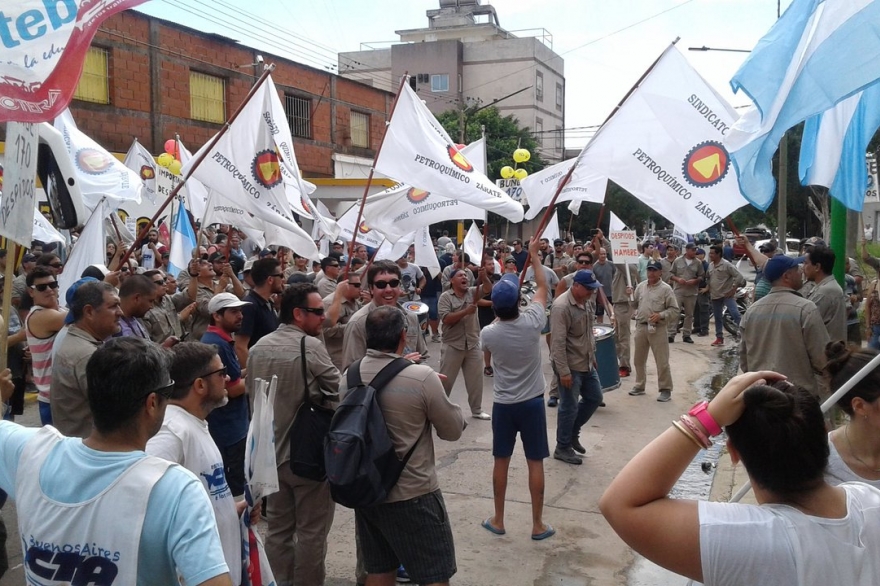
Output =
[{"x1": 137, "y1": 0, "x2": 794, "y2": 149}]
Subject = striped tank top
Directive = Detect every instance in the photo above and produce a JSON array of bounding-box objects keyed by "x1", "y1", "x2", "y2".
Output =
[{"x1": 26, "y1": 306, "x2": 59, "y2": 404}]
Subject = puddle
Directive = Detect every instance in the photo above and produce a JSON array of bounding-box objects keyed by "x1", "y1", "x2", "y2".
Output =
[{"x1": 627, "y1": 348, "x2": 740, "y2": 585}]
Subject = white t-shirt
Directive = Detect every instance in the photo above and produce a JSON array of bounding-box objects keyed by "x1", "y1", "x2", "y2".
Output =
[
  {"x1": 825, "y1": 431, "x2": 880, "y2": 489},
  {"x1": 699, "y1": 482, "x2": 880, "y2": 585},
  {"x1": 141, "y1": 244, "x2": 156, "y2": 270},
  {"x1": 147, "y1": 405, "x2": 241, "y2": 585}
]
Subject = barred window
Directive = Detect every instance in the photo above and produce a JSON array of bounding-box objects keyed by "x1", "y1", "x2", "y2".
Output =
[
  {"x1": 190, "y1": 72, "x2": 225, "y2": 123},
  {"x1": 536, "y1": 70, "x2": 544, "y2": 102},
  {"x1": 73, "y1": 47, "x2": 110, "y2": 104},
  {"x1": 285, "y1": 94, "x2": 312, "y2": 139},
  {"x1": 350, "y1": 111, "x2": 370, "y2": 148}
]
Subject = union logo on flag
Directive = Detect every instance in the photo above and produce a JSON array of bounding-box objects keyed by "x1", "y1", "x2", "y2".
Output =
[
  {"x1": 140, "y1": 165, "x2": 155, "y2": 180},
  {"x1": 358, "y1": 221, "x2": 370, "y2": 234},
  {"x1": 406, "y1": 187, "x2": 430, "y2": 204},
  {"x1": 447, "y1": 146, "x2": 474, "y2": 172},
  {"x1": 75, "y1": 148, "x2": 113, "y2": 175},
  {"x1": 300, "y1": 196, "x2": 311, "y2": 215},
  {"x1": 682, "y1": 141, "x2": 730, "y2": 188},
  {"x1": 252, "y1": 149, "x2": 283, "y2": 188}
]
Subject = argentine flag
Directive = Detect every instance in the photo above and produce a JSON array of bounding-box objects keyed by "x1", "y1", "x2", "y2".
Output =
[
  {"x1": 168, "y1": 201, "x2": 197, "y2": 280},
  {"x1": 725, "y1": 0, "x2": 880, "y2": 211},
  {"x1": 798, "y1": 82, "x2": 880, "y2": 211}
]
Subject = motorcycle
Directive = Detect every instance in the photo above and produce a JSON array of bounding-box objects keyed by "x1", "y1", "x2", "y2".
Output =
[{"x1": 721, "y1": 285, "x2": 753, "y2": 336}]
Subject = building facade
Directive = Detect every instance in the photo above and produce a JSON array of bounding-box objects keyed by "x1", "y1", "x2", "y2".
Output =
[
  {"x1": 0, "y1": 9, "x2": 396, "y2": 210},
  {"x1": 339, "y1": 0, "x2": 565, "y2": 163}
]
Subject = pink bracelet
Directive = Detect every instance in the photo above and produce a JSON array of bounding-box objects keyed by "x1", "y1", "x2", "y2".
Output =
[
  {"x1": 688, "y1": 401, "x2": 723, "y2": 437},
  {"x1": 679, "y1": 414, "x2": 712, "y2": 449}
]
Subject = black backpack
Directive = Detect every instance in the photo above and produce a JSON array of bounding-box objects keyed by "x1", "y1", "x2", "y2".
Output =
[{"x1": 324, "y1": 357, "x2": 418, "y2": 508}]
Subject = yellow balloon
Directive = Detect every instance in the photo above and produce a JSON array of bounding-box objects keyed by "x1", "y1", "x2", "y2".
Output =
[
  {"x1": 513, "y1": 148, "x2": 531, "y2": 163},
  {"x1": 169, "y1": 159, "x2": 182, "y2": 175},
  {"x1": 500, "y1": 166, "x2": 515, "y2": 179},
  {"x1": 157, "y1": 153, "x2": 173, "y2": 168},
  {"x1": 514, "y1": 168, "x2": 528, "y2": 180}
]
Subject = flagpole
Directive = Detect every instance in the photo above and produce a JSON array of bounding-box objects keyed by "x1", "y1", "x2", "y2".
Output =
[
  {"x1": 119, "y1": 64, "x2": 277, "y2": 267},
  {"x1": 519, "y1": 39, "x2": 680, "y2": 286},
  {"x1": 176, "y1": 132, "x2": 200, "y2": 239},
  {"x1": 345, "y1": 72, "x2": 410, "y2": 274}
]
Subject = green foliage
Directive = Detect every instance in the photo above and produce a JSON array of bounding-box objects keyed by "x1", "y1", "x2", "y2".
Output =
[{"x1": 435, "y1": 106, "x2": 548, "y2": 180}]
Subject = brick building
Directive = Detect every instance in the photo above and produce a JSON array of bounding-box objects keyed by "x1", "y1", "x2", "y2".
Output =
[{"x1": 2, "y1": 9, "x2": 396, "y2": 209}]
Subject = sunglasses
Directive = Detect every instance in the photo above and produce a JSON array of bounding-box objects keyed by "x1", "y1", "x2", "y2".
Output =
[
  {"x1": 49, "y1": 263, "x2": 63, "y2": 269},
  {"x1": 199, "y1": 366, "x2": 228, "y2": 379},
  {"x1": 577, "y1": 260, "x2": 592, "y2": 265},
  {"x1": 140, "y1": 379, "x2": 175, "y2": 401},
  {"x1": 153, "y1": 279, "x2": 165, "y2": 285},
  {"x1": 32, "y1": 281, "x2": 59, "y2": 292},
  {"x1": 271, "y1": 273, "x2": 284, "y2": 278},
  {"x1": 298, "y1": 306, "x2": 325, "y2": 316},
  {"x1": 373, "y1": 279, "x2": 401, "y2": 290}
]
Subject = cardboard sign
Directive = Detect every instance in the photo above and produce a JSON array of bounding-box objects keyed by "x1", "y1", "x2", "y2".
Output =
[{"x1": 610, "y1": 229, "x2": 639, "y2": 262}]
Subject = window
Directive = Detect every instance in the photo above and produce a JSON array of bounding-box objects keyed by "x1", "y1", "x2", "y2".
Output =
[
  {"x1": 350, "y1": 111, "x2": 370, "y2": 148},
  {"x1": 285, "y1": 94, "x2": 312, "y2": 139},
  {"x1": 556, "y1": 82, "x2": 563, "y2": 111},
  {"x1": 431, "y1": 74, "x2": 449, "y2": 93},
  {"x1": 555, "y1": 125, "x2": 563, "y2": 151},
  {"x1": 417, "y1": 73, "x2": 429, "y2": 84},
  {"x1": 73, "y1": 47, "x2": 110, "y2": 104},
  {"x1": 536, "y1": 70, "x2": 543, "y2": 102},
  {"x1": 190, "y1": 72, "x2": 226, "y2": 123},
  {"x1": 535, "y1": 117, "x2": 543, "y2": 148}
]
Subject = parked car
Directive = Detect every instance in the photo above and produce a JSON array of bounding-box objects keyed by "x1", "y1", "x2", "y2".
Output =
[
  {"x1": 743, "y1": 227, "x2": 772, "y2": 240},
  {"x1": 754, "y1": 238, "x2": 802, "y2": 258}
]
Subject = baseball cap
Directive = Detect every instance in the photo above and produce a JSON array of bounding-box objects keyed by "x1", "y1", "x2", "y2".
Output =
[
  {"x1": 554, "y1": 239, "x2": 564, "y2": 246},
  {"x1": 64, "y1": 277, "x2": 99, "y2": 324},
  {"x1": 572, "y1": 269, "x2": 602, "y2": 289},
  {"x1": 208, "y1": 251, "x2": 225, "y2": 263},
  {"x1": 646, "y1": 261, "x2": 663, "y2": 271},
  {"x1": 207, "y1": 292, "x2": 251, "y2": 314},
  {"x1": 763, "y1": 255, "x2": 805, "y2": 283},
  {"x1": 684, "y1": 242, "x2": 696, "y2": 250},
  {"x1": 491, "y1": 274, "x2": 520, "y2": 309},
  {"x1": 445, "y1": 242, "x2": 456, "y2": 254},
  {"x1": 243, "y1": 259, "x2": 255, "y2": 273},
  {"x1": 259, "y1": 248, "x2": 275, "y2": 258},
  {"x1": 22, "y1": 253, "x2": 37, "y2": 263}
]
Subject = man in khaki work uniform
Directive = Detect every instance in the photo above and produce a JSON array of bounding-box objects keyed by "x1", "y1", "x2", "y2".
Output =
[
  {"x1": 628, "y1": 261, "x2": 679, "y2": 402},
  {"x1": 438, "y1": 267, "x2": 492, "y2": 420},
  {"x1": 668, "y1": 242, "x2": 705, "y2": 343},
  {"x1": 612, "y1": 262, "x2": 639, "y2": 378},
  {"x1": 247, "y1": 283, "x2": 339, "y2": 586}
]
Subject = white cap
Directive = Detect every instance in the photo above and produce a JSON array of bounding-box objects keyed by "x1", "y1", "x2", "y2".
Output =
[{"x1": 207, "y1": 292, "x2": 251, "y2": 314}]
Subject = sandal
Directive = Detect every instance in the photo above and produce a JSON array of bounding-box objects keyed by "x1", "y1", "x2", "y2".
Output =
[{"x1": 484, "y1": 366, "x2": 493, "y2": 376}]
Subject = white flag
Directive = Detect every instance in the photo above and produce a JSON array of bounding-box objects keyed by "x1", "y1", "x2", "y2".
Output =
[
  {"x1": 609, "y1": 210, "x2": 627, "y2": 232},
  {"x1": 336, "y1": 204, "x2": 385, "y2": 249},
  {"x1": 362, "y1": 139, "x2": 488, "y2": 242},
  {"x1": 375, "y1": 84, "x2": 524, "y2": 222},
  {"x1": 55, "y1": 110, "x2": 142, "y2": 212},
  {"x1": 463, "y1": 221, "x2": 483, "y2": 264},
  {"x1": 177, "y1": 138, "x2": 208, "y2": 221},
  {"x1": 542, "y1": 211, "x2": 561, "y2": 243},
  {"x1": 672, "y1": 225, "x2": 689, "y2": 244},
  {"x1": 373, "y1": 238, "x2": 395, "y2": 262},
  {"x1": 58, "y1": 201, "x2": 108, "y2": 303},
  {"x1": 567, "y1": 198, "x2": 584, "y2": 215},
  {"x1": 522, "y1": 157, "x2": 608, "y2": 220},
  {"x1": 32, "y1": 208, "x2": 66, "y2": 244},
  {"x1": 414, "y1": 226, "x2": 441, "y2": 278},
  {"x1": 123, "y1": 139, "x2": 158, "y2": 205},
  {"x1": 201, "y1": 190, "x2": 266, "y2": 235},
  {"x1": 182, "y1": 79, "x2": 318, "y2": 259},
  {"x1": 578, "y1": 46, "x2": 748, "y2": 233}
]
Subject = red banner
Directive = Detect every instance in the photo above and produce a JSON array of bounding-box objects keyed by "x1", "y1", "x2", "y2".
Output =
[{"x1": 0, "y1": 0, "x2": 148, "y2": 123}]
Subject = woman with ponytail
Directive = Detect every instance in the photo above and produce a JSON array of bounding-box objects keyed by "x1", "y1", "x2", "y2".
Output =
[
  {"x1": 825, "y1": 341, "x2": 880, "y2": 488},
  {"x1": 599, "y1": 370, "x2": 880, "y2": 585}
]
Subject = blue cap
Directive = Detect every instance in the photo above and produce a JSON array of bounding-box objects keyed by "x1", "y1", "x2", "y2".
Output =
[
  {"x1": 573, "y1": 269, "x2": 602, "y2": 289},
  {"x1": 491, "y1": 273, "x2": 520, "y2": 309},
  {"x1": 64, "y1": 277, "x2": 99, "y2": 324},
  {"x1": 646, "y1": 261, "x2": 663, "y2": 272},
  {"x1": 763, "y1": 255, "x2": 805, "y2": 283}
]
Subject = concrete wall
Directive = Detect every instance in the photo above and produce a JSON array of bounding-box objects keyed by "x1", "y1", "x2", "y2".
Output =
[{"x1": 392, "y1": 41, "x2": 463, "y2": 114}]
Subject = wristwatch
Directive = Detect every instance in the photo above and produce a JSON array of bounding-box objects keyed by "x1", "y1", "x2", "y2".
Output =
[{"x1": 688, "y1": 401, "x2": 722, "y2": 437}]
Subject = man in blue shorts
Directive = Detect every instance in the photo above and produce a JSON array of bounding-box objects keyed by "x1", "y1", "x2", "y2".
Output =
[{"x1": 479, "y1": 237, "x2": 555, "y2": 540}]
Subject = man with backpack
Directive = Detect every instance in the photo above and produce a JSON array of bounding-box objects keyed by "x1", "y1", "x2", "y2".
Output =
[
  {"x1": 246, "y1": 283, "x2": 339, "y2": 586},
  {"x1": 340, "y1": 305, "x2": 465, "y2": 586}
]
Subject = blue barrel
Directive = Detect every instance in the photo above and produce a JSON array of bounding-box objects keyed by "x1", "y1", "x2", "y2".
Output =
[{"x1": 594, "y1": 324, "x2": 620, "y2": 392}]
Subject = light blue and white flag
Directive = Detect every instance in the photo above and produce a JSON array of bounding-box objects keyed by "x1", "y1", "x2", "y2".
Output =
[
  {"x1": 726, "y1": 0, "x2": 880, "y2": 211},
  {"x1": 169, "y1": 200, "x2": 197, "y2": 279},
  {"x1": 798, "y1": 82, "x2": 880, "y2": 211}
]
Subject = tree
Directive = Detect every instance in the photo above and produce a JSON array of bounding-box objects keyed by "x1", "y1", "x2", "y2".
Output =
[{"x1": 435, "y1": 105, "x2": 548, "y2": 239}]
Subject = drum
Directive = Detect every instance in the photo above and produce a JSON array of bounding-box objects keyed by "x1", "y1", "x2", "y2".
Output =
[
  {"x1": 400, "y1": 301, "x2": 429, "y2": 333},
  {"x1": 593, "y1": 324, "x2": 620, "y2": 392}
]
